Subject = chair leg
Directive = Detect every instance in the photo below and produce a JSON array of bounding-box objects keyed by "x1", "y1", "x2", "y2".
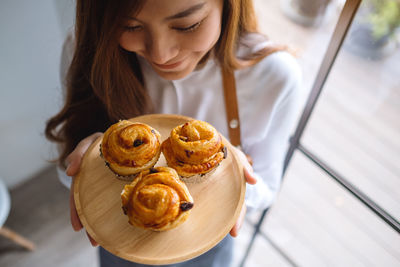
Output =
[
  {"x1": 239, "y1": 208, "x2": 269, "y2": 267},
  {"x1": 0, "y1": 226, "x2": 36, "y2": 251}
]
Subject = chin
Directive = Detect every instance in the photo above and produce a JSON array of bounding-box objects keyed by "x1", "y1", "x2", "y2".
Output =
[{"x1": 154, "y1": 65, "x2": 196, "y2": 81}]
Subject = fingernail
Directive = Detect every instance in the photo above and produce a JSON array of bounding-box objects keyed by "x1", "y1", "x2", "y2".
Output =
[{"x1": 244, "y1": 168, "x2": 252, "y2": 176}]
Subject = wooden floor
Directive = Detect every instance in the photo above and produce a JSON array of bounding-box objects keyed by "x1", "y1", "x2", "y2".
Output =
[
  {"x1": 1, "y1": 1, "x2": 399, "y2": 267},
  {"x1": 0, "y1": 167, "x2": 98, "y2": 267}
]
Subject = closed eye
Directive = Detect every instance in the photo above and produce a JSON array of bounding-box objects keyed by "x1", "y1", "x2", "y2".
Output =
[
  {"x1": 124, "y1": 25, "x2": 143, "y2": 32},
  {"x1": 174, "y1": 21, "x2": 202, "y2": 32}
]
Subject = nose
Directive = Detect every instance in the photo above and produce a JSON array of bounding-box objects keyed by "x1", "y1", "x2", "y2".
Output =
[{"x1": 146, "y1": 32, "x2": 179, "y2": 65}]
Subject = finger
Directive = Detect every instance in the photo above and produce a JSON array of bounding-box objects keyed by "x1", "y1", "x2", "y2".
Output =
[
  {"x1": 86, "y1": 231, "x2": 98, "y2": 247},
  {"x1": 70, "y1": 181, "x2": 98, "y2": 247},
  {"x1": 233, "y1": 147, "x2": 257, "y2": 185},
  {"x1": 66, "y1": 132, "x2": 102, "y2": 176},
  {"x1": 233, "y1": 146, "x2": 253, "y2": 173},
  {"x1": 230, "y1": 204, "x2": 246, "y2": 237},
  {"x1": 244, "y1": 168, "x2": 257, "y2": 185},
  {"x1": 70, "y1": 183, "x2": 83, "y2": 231},
  {"x1": 246, "y1": 154, "x2": 253, "y2": 166}
]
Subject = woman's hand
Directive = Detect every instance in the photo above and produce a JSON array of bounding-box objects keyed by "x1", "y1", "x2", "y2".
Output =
[
  {"x1": 66, "y1": 132, "x2": 103, "y2": 247},
  {"x1": 230, "y1": 147, "x2": 257, "y2": 237}
]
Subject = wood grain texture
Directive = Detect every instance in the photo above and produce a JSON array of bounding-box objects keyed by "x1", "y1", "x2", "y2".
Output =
[{"x1": 73, "y1": 114, "x2": 245, "y2": 265}]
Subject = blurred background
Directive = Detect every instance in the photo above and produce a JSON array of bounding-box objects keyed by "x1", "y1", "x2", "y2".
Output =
[{"x1": 0, "y1": 0, "x2": 399, "y2": 266}]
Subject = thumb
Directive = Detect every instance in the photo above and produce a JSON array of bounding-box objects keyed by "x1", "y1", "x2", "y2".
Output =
[{"x1": 66, "y1": 132, "x2": 103, "y2": 176}]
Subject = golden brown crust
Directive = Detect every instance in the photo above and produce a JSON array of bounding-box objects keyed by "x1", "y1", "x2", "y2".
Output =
[
  {"x1": 101, "y1": 120, "x2": 161, "y2": 177},
  {"x1": 121, "y1": 167, "x2": 194, "y2": 231},
  {"x1": 161, "y1": 120, "x2": 226, "y2": 178}
]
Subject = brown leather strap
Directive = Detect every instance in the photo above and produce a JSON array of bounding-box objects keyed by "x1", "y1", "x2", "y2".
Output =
[{"x1": 221, "y1": 67, "x2": 241, "y2": 147}]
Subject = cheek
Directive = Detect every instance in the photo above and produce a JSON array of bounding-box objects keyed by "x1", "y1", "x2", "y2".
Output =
[{"x1": 119, "y1": 33, "x2": 144, "y2": 53}]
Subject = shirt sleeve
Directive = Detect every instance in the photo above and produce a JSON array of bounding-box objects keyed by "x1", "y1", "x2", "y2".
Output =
[
  {"x1": 56, "y1": 32, "x2": 75, "y2": 189},
  {"x1": 60, "y1": 31, "x2": 75, "y2": 91},
  {"x1": 242, "y1": 52, "x2": 305, "y2": 211},
  {"x1": 57, "y1": 166, "x2": 72, "y2": 189}
]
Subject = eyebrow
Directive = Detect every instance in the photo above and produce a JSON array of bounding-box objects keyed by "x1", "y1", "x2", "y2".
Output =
[{"x1": 165, "y1": 2, "x2": 206, "y2": 21}]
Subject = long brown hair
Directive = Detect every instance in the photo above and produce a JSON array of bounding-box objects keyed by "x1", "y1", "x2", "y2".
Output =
[{"x1": 45, "y1": 0, "x2": 285, "y2": 167}]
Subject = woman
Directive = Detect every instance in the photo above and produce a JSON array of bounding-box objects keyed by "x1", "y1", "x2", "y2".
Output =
[{"x1": 45, "y1": 0, "x2": 303, "y2": 266}]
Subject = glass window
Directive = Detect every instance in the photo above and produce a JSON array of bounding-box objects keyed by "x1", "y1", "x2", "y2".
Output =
[
  {"x1": 301, "y1": 0, "x2": 400, "y2": 220},
  {"x1": 264, "y1": 152, "x2": 400, "y2": 266}
]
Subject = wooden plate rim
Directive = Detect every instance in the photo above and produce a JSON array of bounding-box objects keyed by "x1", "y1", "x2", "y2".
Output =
[{"x1": 74, "y1": 114, "x2": 245, "y2": 264}]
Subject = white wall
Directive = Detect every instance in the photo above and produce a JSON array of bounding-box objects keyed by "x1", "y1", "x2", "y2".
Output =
[{"x1": 0, "y1": 0, "x2": 75, "y2": 188}]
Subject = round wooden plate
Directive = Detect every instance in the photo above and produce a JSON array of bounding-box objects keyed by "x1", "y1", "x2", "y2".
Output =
[{"x1": 74, "y1": 114, "x2": 245, "y2": 265}]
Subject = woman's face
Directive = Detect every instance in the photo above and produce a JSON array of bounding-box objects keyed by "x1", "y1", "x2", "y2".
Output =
[{"x1": 119, "y1": 0, "x2": 224, "y2": 80}]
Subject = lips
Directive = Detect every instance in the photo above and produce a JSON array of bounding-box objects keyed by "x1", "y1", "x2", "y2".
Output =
[{"x1": 153, "y1": 60, "x2": 183, "y2": 70}]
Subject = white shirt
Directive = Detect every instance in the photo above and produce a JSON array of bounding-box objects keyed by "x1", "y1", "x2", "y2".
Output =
[{"x1": 58, "y1": 34, "x2": 304, "y2": 211}]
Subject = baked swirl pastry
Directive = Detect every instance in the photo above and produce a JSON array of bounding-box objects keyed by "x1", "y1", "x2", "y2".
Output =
[
  {"x1": 100, "y1": 120, "x2": 161, "y2": 180},
  {"x1": 121, "y1": 167, "x2": 194, "y2": 231},
  {"x1": 161, "y1": 120, "x2": 227, "y2": 183}
]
